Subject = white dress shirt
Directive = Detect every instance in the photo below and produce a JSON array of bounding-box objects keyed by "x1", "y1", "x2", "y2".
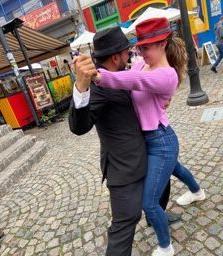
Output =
[{"x1": 72, "y1": 83, "x2": 90, "y2": 109}]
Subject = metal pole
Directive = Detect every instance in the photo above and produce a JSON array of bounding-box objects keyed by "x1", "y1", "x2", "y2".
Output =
[
  {"x1": 178, "y1": 0, "x2": 209, "y2": 106},
  {"x1": 0, "y1": 26, "x2": 40, "y2": 126},
  {"x1": 13, "y1": 27, "x2": 35, "y2": 75}
]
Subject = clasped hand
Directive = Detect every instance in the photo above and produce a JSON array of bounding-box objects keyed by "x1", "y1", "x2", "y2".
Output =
[{"x1": 72, "y1": 55, "x2": 98, "y2": 92}]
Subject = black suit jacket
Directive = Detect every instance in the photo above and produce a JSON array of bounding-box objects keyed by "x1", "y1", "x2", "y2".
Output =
[{"x1": 69, "y1": 83, "x2": 147, "y2": 186}]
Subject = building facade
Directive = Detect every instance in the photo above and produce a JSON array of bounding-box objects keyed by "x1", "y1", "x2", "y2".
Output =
[
  {"x1": 81, "y1": 0, "x2": 223, "y2": 47},
  {"x1": 0, "y1": 0, "x2": 81, "y2": 42},
  {"x1": 82, "y1": 0, "x2": 172, "y2": 31}
]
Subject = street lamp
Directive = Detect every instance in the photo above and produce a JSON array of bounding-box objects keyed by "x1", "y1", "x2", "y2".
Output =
[{"x1": 178, "y1": 0, "x2": 209, "y2": 106}]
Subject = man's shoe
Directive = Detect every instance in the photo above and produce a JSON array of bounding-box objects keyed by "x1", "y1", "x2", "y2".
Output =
[
  {"x1": 166, "y1": 212, "x2": 182, "y2": 225},
  {"x1": 176, "y1": 189, "x2": 206, "y2": 206},
  {"x1": 211, "y1": 66, "x2": 217, "y2": 73},
  {"x1": 152, "y1": 244, "x2": 175, "y2": 256},
  {"x1": 147, "y1": 212, "x2": 181, "y2": 227}
]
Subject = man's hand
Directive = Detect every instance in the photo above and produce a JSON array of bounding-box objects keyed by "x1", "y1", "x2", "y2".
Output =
[{"x1": 73, "y1": 55, "x2": 97, "y2": 92}]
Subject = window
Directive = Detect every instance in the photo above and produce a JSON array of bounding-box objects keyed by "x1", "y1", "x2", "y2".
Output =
[{"x1": 92, "y1": 0, "x2": 117, "y2": 21}]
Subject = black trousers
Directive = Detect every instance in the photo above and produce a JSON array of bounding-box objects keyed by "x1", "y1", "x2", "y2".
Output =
[{"x1": 106, "y1": 179, "x2": 170, "y2": 256}]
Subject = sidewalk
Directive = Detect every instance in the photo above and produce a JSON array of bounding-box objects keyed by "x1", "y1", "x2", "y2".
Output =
[{"x1": 0, "y1": 65, "x2": 222, "y2": 256}]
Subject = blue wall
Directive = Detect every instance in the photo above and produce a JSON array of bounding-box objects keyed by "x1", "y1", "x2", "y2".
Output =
[{"x1": 197, "y1": 0, "x2": 223, "y2": 47}]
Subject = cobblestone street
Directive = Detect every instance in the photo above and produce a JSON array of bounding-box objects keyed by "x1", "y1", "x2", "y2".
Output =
[{"x1": 0, "y1": 66, "x2": 222, "y2": 255}]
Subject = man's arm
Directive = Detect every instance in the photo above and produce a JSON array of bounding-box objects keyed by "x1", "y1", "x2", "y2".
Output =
[
  {"x1": 68, "y1": 56, "x2": 107, "y2": 135},
  {"x1": 68, "y1": 84, "x2": 107, "y2": 135}
]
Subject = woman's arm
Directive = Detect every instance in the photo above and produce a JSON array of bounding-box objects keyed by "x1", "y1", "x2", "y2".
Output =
[{"x1": 95, "y1": 67, "x2": 178, "y2": 95}]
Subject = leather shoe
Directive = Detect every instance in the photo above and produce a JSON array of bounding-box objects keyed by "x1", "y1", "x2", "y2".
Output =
[
  {"x1": 211, "y1": 66, "x2": 217, "y2": 73},
  {"x1": 147, "y1": 211, "x2": 182, "y2": 227},
  {"x1": 166, "y1": 212, "x2": 182, "y2": 224}
]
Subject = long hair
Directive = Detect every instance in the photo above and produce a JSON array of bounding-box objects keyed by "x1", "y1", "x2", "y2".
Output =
[{"x1": 165, "y1": 34, "x2": 188, "y2": 85}]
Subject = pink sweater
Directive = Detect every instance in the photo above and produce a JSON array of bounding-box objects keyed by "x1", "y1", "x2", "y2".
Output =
[{"x1": 97, "y1": 61, "x2": 179, "y2": 131}]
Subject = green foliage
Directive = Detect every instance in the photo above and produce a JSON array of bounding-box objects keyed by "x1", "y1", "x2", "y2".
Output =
[{"x1": 40, "y1": 109, "x2": 56, "y2": 124}]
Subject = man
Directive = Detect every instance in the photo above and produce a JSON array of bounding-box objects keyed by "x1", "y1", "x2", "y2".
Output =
[
  {"x1": 69, "y1": 27, "x2": 179, "y2": 256},
  {"x1": 211, "y1": 16, "x2": 223, "y2": 73}
]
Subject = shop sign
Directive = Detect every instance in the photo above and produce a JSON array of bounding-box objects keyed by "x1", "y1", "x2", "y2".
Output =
[
  {"x1": 24, "y1": 73, "x2": 54, "y2": 110},
  {"x1": 21, "y1": 2, "x2": 61, "y2": 30}
]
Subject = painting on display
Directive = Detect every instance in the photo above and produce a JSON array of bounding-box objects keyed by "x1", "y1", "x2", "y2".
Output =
[
  {"x1": 210, "y1": 0, "x2": 222, "y2": 17},
  {"x1": 201, "y1": 41, "x2": 218, "y2": 66},
  {"x1": 48, "y1": 75, "x2": 73, "y2": 103}
]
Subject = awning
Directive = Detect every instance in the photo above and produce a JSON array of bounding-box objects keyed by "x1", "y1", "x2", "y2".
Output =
[
  {"x1": 0, "y1": 23, "x2": 69, "y2": 73},
  {"x1": 70, "y1": 30, "x2": 95, "y2": 50}
]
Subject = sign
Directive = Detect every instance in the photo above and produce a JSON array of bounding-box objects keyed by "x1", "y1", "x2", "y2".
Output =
[
  {"x1": 210, "y1": 0, "x2": 222, "y2": 17},
  {"x1": 201, "y1": 41, "x2": 218, "y2": 66},
  {"x1": 24, "y1": 73, "x2": 54, "y2": 110},
  {"x1": 21, "y1": 3, "x2": 61, "y2": 30},
  {"x1": 49, "y1": 59, "x2": 58, "y2": 69}
]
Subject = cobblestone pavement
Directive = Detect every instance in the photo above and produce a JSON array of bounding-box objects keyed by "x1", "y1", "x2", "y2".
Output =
[{"x1": 0, "y1": 66, "x2": 222, "y2": 256}]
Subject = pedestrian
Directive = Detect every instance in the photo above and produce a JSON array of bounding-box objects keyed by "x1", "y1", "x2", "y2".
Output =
[
  {"x1": 69, "y1": 26, "x2": 180, "y2": 256},
  {"x1": 91, "y1": 18, "x2": 206, "y2": 256},
  {"x1": 211, "y1": 16, "x2": 223, "y2": 73}
]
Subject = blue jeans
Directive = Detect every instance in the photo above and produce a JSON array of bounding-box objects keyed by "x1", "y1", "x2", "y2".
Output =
[
  {"x1": 143, "y1": 125, "x2": 200, "y2": 248},
  {"x1": 213, "y1": 44, "x2": 223, "y2": 68}
]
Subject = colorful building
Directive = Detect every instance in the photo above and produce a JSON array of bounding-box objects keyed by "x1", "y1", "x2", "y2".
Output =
[
  {"x1": 81, "y1": 0, "x2": 223, "y2": 47},
  {"x1": 82, "y1": 0, "x2": 172, "y2": 31},
  {"x1": 0, "y1": 0, "x2": 81, "y2": 42},
  {"x1": 186, "y1": 0, "x2": 223, "y2": 46}
]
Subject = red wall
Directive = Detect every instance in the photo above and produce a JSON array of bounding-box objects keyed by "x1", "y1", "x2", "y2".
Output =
[
  {"x1": 8, "y1": 92, "x2": 34, "y2": 127},
  {"x1": 83, "y1": 8, "x2": 96, "y2": 32}
]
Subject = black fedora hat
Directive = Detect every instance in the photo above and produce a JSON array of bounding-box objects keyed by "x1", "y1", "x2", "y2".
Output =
[{"x1": 92, "y1": 26, "x2": 130, "y2": 58}]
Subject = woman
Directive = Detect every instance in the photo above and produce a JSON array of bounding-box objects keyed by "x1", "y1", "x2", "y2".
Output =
[{"x1": 93, "y1": 18, "x2": 205, "y2": 256}]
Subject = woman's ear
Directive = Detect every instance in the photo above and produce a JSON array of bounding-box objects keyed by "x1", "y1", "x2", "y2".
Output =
[{"x1": 161, "y1": 41, "x2": 167, "y2": 48}]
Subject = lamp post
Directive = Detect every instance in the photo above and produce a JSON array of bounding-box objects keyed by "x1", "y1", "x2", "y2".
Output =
[{"x1": 178, "y1": 0, "x2": 209, "y2": 106}]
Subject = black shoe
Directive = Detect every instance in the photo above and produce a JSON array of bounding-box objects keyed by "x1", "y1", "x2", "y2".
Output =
[
  {"x1": 146, "y1": 212, "x2": 182, "y2": 227},
  {"x1": 211, "y1": 66, "x2": 217, "y2": 73},
  {"x1": 166, "y1": 212, "x2": 182, "y2": 225}
]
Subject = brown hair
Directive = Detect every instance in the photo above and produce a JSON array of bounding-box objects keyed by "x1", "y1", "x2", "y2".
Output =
[{"x1": 165, "y1": 35, "x2": 188, "y2": 85}]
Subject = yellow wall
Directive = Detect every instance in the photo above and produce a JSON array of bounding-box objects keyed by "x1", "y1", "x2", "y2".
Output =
[{"x1": 0, "y1": 98, "x2": 20, "y2": 129}]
